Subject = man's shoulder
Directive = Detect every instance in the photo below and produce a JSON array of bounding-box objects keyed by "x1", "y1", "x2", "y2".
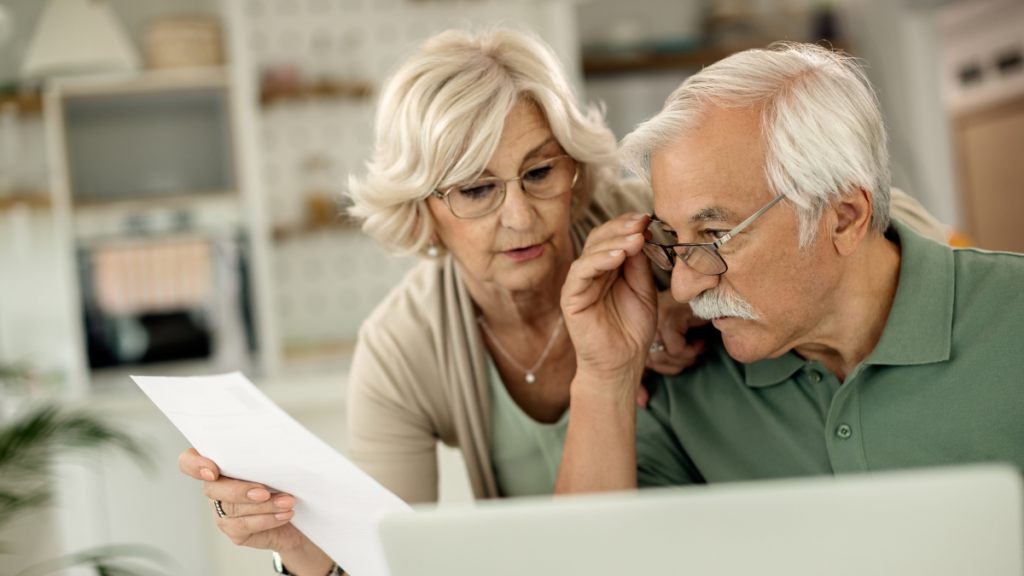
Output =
[
  {"x1": 946, "y1": 247, "x2": 1024, "y2": 365},
  {"x1": 952, "y1": 246, "x2": 1024, "y2": 309},
  {"x1": 952, "y1": 245, "x2": 1024, "y2": 273}
]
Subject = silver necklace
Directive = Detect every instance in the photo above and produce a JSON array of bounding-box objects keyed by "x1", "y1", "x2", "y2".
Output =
[{"x1": 477, "y1": 315, "x2": 564, "y2": 384}]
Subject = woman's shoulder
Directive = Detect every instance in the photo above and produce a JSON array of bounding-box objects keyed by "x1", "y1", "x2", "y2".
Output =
[
  {"x1": 349, "y1": 258, "x2": 450, "y2": 402},
  {"x1": 359, "y1": 258, "x2": 444, "y2": 345}
]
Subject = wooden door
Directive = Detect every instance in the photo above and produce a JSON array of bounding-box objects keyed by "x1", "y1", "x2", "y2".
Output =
[{"x1": 954, "y1": 96, "x2": 1024, "y2": 253}]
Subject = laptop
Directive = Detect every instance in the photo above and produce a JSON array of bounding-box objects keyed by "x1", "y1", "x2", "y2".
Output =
[{"x1": 378, "y1": 464, "x2": 1024, "y2": 576}]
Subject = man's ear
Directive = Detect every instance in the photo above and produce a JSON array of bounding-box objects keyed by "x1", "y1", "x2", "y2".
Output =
[{"x1": 831, "y1": 188, "x2": 873, "y2": 256}]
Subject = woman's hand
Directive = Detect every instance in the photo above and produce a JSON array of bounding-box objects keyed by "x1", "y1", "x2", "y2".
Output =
[
  {"x1": 178, "y1": 448, "x2": 334, "y2": 575},
  {"x1": 561, "y1": 213, "x2": 658, "y2": 397},
  {"x1": 645, "y1": 291, "x2": 709, "y2": 376}
]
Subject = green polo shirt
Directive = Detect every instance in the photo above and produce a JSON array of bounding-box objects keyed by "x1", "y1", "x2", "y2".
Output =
[{"x1": 636, "y1": 218, "x2": 1024, "y2": 487}]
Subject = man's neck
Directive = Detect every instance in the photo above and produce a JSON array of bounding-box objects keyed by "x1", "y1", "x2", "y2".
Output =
[{"x1": 792, "y1": 233, "x2": 902, "y2": 382}]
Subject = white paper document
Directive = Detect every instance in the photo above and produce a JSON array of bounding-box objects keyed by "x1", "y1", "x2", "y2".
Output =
[{"x1": 132, "y1": 372, "x2": 411, "y2": 576}]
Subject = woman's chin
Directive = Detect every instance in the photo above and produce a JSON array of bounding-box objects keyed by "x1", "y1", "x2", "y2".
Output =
[{"x1": 493, "y1": 256, "x2": 558, "y2": 291}]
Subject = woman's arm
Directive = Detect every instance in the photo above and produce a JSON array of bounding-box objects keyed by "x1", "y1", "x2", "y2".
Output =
[{"x1": 347, "y1": 325, "x2": 443, "y2": 505}]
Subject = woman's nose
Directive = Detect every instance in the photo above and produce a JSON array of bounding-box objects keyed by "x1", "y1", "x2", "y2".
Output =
[
  {"x1": 498, "y1": 180, "x2": 535, "y2": 231},
  {"x1": 671, "y1": 262, "x2": 720, "y2": 304}
]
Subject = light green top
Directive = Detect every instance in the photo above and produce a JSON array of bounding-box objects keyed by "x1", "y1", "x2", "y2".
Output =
[
  {"x1": 636, "y1": 219, "x2": 1024, "y2": 487},
  {"x1": 487, "y1": 355, "x2": 569, "y2": 497}
]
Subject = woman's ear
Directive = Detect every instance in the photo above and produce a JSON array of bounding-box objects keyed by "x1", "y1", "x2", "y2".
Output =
[{"x1": 831, "y1": 188, "x2": 873, "y2": 256}]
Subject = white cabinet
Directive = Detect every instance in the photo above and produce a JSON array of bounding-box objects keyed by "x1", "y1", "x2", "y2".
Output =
[{"x1": 37, "y1": 68, "x2": 275, "y2": 393}]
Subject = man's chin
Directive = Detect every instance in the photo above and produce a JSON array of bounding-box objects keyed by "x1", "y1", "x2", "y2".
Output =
[{"x1": 715, "y1": 320, "x2": 768, "y2": 364}]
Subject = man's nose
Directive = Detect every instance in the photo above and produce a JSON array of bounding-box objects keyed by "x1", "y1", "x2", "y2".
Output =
[
  {"x1": 671, "y1": 261, "x2": 720, "y2": 303},
  {"x1": 498, "y1": 180, "x2": 534, "y2": 231}
]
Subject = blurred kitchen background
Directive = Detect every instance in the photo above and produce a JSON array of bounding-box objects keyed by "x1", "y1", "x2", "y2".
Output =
[{"x1": 0, "y1": 0, "x2": 1020, "y2": 574}]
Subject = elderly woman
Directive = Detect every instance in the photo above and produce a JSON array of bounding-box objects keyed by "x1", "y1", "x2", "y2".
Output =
[
  {"x1": 177, "y1": 28, "x2": 699, "y2": 575},
  {"x1": 176, "y1": 28, "x2": 947, "y2": 576}
]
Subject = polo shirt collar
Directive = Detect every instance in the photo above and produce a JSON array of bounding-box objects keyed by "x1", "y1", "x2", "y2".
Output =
[
  {"x1": 742, "y1": 217, "x2": 954, "y2": 387},
  {"x1": 744, "y1": 352, "x2": 806, "y2": 388},
  {"x1": 865, "y1": 218, "x2": 954, "y2": 366}
]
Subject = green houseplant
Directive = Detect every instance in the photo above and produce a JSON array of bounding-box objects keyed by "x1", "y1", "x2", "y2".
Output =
[{"x1": 0, "y1": 363, "x2": 175, "y2": 575}]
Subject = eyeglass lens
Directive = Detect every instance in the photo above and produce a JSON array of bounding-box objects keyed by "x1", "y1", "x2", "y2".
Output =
[
  {"x1": 643, "y1": 219, "x2": 727, "y2": 275},
  {"x1": 444, "y1": 155, "x2": 575, "y2": 218},
  {"x1": 642, "y1": 242, "x2": 726, "y2": 275}
]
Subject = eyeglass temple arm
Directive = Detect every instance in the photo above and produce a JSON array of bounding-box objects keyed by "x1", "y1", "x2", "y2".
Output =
[{"x1": 713, "y1": 193, "x2": 787, "y2": 248}]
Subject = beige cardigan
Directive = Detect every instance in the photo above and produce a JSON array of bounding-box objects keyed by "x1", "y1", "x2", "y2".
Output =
[{"x1": 346, "y1": 183, "x2": 947, "y2": 504}]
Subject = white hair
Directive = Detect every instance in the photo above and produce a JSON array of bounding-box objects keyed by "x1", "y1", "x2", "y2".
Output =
[
  {"x1": 620, "y1": 42, "x2": 891, "y2": 247},
  {"x1": 347, "y1": 27, "x2": 618, "y2": 257}
]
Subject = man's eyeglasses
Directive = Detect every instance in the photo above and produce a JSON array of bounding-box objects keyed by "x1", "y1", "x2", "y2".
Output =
[
  {"x1": 431, "y1": 155, "x2": 578, "y2": 219},
  {"x1": 643, "y1": 192, "x2": 788, "y2": 276}
]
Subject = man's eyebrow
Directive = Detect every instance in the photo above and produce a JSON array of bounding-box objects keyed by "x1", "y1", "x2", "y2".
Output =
[{"x1": 689, "y1": 206, "x2": 736, "y2": 223}]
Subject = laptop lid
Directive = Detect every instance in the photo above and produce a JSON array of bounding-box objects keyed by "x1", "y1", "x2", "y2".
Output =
[{"x1": 378, "y1": 464, "x2": 1024, "y2": 576}]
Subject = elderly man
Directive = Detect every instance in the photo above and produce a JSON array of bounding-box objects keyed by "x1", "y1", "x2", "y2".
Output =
[{"x1": 556, "y1": 43, "x2": 1024, "y2": 493}]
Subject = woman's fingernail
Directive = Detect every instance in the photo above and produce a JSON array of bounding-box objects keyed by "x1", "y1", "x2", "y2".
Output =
[
  {"x1": 627, "y1": 233, "x2": 641, "y2": 241},
  {"x1": 200, "y1": 468, "x2": 215, "y2": 481},
  {"x1": 247, "y1": 488, "x2": 270, "y2": 501},
  {"x1": 275, "y1": 511, "x2": 293, "y2": 520},
  {"x1": 630, "y1": 213, "x2": 645, "y2": 221},
  {"x1": 609, "y1": 250, "x2": 623, "y2": 257},
  {"x1": 274, "y1": 496, "x2": 294, "y2": 508}
]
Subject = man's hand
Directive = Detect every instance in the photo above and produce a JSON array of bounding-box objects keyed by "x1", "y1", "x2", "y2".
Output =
[
  {"x1": 556, "y1": 213, "x2": 657, "y2": 494},
  {"x1": 561, "y1": 213, "x2": 658, "y2": 394},
  {"x1": 645, "y1": 292, "x2": 709, "y2": 376}
]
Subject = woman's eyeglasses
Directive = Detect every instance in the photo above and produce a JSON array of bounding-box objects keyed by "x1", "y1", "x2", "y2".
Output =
[{"x1": 432, "y1": 155, "x2": 578, "y2": 219}]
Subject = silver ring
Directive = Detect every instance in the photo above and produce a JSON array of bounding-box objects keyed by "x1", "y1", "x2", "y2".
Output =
[
  {"x1": 214, "y1": 499, "x2": 227, "y2": 518},
  {"x1": 649, "y1": 342, "x2": 666, "y2": 353}
]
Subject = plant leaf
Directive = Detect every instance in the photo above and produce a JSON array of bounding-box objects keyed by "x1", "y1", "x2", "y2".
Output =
[
  {"x1": 0, "y1": 404, "x2": 153, "y2": 532},
  {"x1": 14, "y1": 544, "x2": 177, "y2": 576}
]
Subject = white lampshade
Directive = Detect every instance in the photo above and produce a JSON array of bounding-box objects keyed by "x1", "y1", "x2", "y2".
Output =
[{"x1": 21, "y1": 0, "x2": 139, "y2": 79}]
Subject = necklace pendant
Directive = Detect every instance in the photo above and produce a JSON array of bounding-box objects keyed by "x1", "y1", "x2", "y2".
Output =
[{"x1": 525, "y1": 372, "x2": 536, "y2": 384}]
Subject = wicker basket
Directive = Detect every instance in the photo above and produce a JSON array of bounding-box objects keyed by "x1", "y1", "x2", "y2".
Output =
[{"x1": 145, "y1": 15, "x2": 224, "y2": 69}]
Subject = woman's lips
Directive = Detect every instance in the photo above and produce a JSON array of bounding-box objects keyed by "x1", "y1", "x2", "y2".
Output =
[{"x1": 503, "y1": 243, "x2": 545, "y2": 262}]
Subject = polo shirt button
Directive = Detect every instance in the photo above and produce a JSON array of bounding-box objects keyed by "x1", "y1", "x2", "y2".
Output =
[
  {"x1": 836, "y1": 424, "x2": 853, "y2": 439},
  {"x1": 809, "y1": 371, "x2": 822, "y2": 382}
]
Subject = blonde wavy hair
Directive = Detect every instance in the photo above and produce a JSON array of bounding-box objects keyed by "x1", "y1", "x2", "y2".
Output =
[{"x1": 346, "y1": 27, "x2": 618, "y2": 257}]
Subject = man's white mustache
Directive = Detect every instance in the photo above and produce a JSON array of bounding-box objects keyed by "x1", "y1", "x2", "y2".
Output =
[{"x1": 690, "y1": 287, "x2": 759, "y2": 321}]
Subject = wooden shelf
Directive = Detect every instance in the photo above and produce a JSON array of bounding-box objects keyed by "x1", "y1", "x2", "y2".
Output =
[
  {"x1": 0, "y1": 193, "x2": 51, "y2": 211},
  {"x1": 260, "y1": 81, "x2": 372, "y2": 106},
  {"x1": 583, "y1": 41, "x2": 851, "y2": 76},
  {"x1": 0, "y1": 92, "x2": 43, "y2": 115},
  {"x1": 272, "y1": 217, "x2": 360, "y2": 241}
]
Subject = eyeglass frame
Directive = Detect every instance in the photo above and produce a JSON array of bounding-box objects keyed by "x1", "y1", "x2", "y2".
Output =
[
  {"x1": 644, "y1": 191, "x2": 788, "y2": 276},
  {"x1": 430, "y1": 154, "x2": 579, "y2": 220}
]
